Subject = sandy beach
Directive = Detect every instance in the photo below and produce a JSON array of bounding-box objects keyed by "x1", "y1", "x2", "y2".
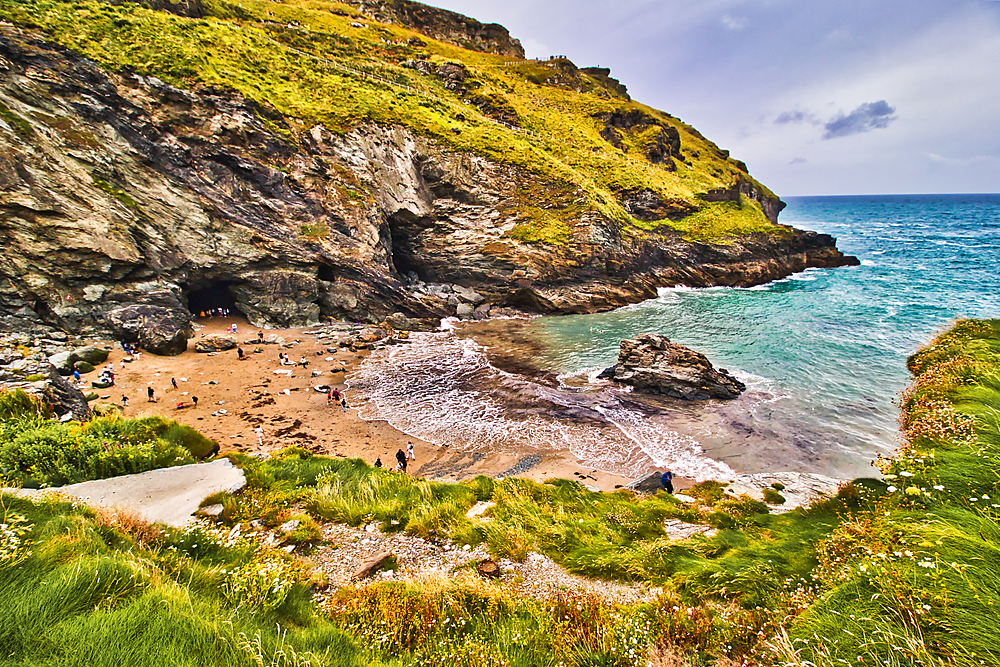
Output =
[{"x1": 89, "y1": 317, "x2": 635, "y2": 492}]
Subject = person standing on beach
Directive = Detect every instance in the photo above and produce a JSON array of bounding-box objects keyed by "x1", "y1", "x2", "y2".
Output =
[
  {"x1": 171, "y1": 377, "x2": 178, "y2": 389},
  {"x1": 147, "y1": 386, "x2": 155, "y2": 402},
  {"x1": 121, "y1": 394, "x2": 128, "y2": 408},
  {"x1": 662, "y1": 470, "x2": 674, "y2": 494},
  {"x1": 341, "y1": 397, "x2": 347, "y2": 413},
  {"x1": 406, "y1": 442, "x2": 414, "y2": 461},
  {"x1": 255, "y1": 426, "x2": 264, "y2": 447},
  {"x1": 192, "y1": 396, "x2": 198, "y2": 407},
  {"x1": 395, "y1": 449, "x2": 407, "y2": 473}
]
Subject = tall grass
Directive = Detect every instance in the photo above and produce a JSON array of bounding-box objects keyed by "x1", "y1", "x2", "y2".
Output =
[{"x1": 0, "y1": 390, "x2": 218, "y2": 488}]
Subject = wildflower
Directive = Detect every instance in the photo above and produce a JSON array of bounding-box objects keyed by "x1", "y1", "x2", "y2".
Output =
[
  {"x1": 933, "y1": 485, "x2": 945, "y2": 491},
  {"x1": 887, "y1": 486, "x2": 898, "y2": 493}
]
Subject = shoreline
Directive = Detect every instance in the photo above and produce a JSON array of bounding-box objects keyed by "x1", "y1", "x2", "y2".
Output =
[{"x1": 90, "y1": 318, "x2": 637, "y2": 492}]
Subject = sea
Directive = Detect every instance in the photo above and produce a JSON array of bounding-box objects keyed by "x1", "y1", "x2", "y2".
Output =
[{"x1": 347, "y1": 194, "x2": 1000, "y2": 481}]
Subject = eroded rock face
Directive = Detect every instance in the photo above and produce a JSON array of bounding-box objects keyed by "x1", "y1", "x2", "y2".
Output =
[
  {"x1": 0, "y1": 349, "x2": 90, "y2": 419},
  {"x1": 0, "y1": 28, "x2": 857, "y2": 348},
  {"x1": 599, "y1": 333, "x2": 746, "y2": 400}
]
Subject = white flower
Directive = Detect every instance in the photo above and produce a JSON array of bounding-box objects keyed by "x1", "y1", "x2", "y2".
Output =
[
  {"x1": 900, "y1": 471, "x2": 913, "y2": 477},
  {"x1": 887, "y1": 486, "x2": 898, "y2": 493},
  {"x1": 933, "y1": 485, "x2": 945, "y2": 491}
]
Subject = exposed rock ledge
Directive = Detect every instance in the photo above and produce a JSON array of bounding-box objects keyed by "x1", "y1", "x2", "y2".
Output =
[
  {"x1": 598, "y1": 333, "x2": 746, "y2": 400},
  {"x1": 0, "y1": 28, "x2": 857, "y2": 353}
]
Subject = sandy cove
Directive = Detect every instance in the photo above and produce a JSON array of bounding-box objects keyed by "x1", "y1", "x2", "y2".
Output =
[{"x1": 93, "y1": 317, "x2": 634, "y2": 492}]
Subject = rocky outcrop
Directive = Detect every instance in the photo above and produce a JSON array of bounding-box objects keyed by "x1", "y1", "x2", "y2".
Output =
[
  {"x1": 0, "y1": 28, "x2": 857, "y2": 351},
  {"x1": 0, "y1": 345, "x2": 90, "y2": 420},
  {"x1": 341, "y1": 0, "x2": 524, "y2": 57},
  {"x1": 599, "y1": 334, "x2": 746, "y2": 400},
  {"x1": 48, "y1": 344, "x2": 110, "y2": 375}
]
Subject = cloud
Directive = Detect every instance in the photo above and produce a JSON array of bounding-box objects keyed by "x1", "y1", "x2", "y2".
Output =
[
  {"x1": 822, "y1": 100, "x2": 898, "y2": 139},
  {"x1": 774, "y1": 110, "x2": 819, "y2": 125},
  {"x1": 789, "y1": 157, "x2": 808, "y2": 165},
  {"x1": 721, "y1": 14, "x2": 748, "y2": 31}
]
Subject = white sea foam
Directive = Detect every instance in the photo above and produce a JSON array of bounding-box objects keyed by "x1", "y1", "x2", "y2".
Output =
[{"x1": 346, "y1": 330, "x2": 735, "y2": 479}]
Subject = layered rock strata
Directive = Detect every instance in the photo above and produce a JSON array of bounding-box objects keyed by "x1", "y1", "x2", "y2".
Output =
[
  {"x1": 599, "y1": 333, "x2": 746, "y2": 400},
  {"x1": 0, "y1": 28, "x2": 856, "y2": 353}
]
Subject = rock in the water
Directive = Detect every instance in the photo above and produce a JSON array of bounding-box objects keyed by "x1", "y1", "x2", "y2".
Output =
[
  {"x1": 194, "y1": 334, "x2": 238, "y2": 353},
  {"x1": 107, "y1": 305, "x2": 192, "y2": 356},
  {"x1": 455, "y1": 302, "x2": 474, "y2": 319},
  {"x1": 600, "y1": 333, "x2": 745, "y2": 400}
]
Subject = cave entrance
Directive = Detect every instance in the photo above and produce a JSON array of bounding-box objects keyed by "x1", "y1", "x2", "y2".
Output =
[
  {"x1": 186, "y1": 281, "x2": 244, "y2": 318},
  {"x1": 387, "y1": 212, "x2": 426, "y2": 283}
]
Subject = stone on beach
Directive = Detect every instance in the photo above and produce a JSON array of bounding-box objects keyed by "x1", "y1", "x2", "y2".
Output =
[{"x1": 194, "y1": 334, "x2": 238, "y2": 352}]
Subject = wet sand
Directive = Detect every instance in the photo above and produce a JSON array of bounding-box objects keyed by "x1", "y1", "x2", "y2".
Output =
[{"x1": 92, "y1": 318, "x2": 634, "y2": 492}]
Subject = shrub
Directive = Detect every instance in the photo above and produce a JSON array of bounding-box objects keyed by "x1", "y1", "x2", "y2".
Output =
[{"x1": 761, "y1": 487, "x2": 786, "y2": 505}]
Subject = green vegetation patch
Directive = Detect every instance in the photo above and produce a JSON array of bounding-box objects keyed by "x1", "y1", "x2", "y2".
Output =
[{"x1": 0, "y1": 390, "x2": 216, "y2": 488}]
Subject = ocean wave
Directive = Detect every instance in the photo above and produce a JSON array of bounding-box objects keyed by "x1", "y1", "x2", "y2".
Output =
[{"x1": 346, "y1": 330, "x2": 736, "y2": 479}]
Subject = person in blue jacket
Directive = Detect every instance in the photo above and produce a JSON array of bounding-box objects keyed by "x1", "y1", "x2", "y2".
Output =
[{"x1": 661, "y1": 470, "x2": 674, "y2": 494}]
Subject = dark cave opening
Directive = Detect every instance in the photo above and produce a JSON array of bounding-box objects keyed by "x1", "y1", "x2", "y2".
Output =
[
  {"x1": 387, "y1": 213, "x2": 425, "y2": 282},
  {"x1": 186, "y1": 281, "x2": 245, "y2": 317}
]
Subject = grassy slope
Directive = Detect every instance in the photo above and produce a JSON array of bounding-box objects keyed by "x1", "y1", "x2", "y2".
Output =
[
  {"x1": 4, "y1": 321, "x2": 1000, "y2": 664},
  {"x1": 0, "y1": 0, "x2": 778, "y2": 242}
]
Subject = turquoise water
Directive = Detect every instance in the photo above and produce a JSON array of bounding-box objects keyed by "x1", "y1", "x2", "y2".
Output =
[
  {"x1": 350, "y1": 194, "x2": 1000, "y2": 480},
  {"x1": 527, "y1": 194, "x2": 1000, "y2": 476}
]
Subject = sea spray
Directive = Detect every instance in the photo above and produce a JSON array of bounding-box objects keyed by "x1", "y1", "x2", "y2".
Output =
[{"x1": 347, "y1": 330, "x2": 737, "y2": 479}]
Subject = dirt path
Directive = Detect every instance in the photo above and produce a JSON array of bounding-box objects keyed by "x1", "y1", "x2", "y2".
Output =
[{"x1": 9, "y1": 459, "x2": 245, "y2": 527}]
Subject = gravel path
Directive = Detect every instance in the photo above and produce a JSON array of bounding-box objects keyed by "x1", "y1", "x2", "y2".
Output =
[{"x1": 312, "y1": 521, "x2": 659, "y2": 605}]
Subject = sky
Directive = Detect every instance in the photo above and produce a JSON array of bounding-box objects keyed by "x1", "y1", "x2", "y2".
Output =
[{"x1": 425, "y1": 0, "x2": 1000, "y2": 196}]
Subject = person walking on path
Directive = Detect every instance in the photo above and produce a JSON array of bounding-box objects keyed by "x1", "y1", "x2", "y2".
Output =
[
  {"x1": 406, "y1": 442, "x2": 414, "y2": 461},
  {"x1": 661, "y1": 470, "x2": 674, "y2": 494},
  {"x1": 395, "y1": 448, "x2": 407, "y2": 473},
  {"x1": 147, "y1": 386, "x2": 155, "y2": 402},
  {"x1": 255, "y1": 426, "x2": 264, "y2": 447}
]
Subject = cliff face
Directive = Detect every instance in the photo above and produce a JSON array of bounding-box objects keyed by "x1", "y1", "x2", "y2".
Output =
[
  {"x1": 340, "y1": 0, "x2": 525, "y2": 58},
  {"x1": 0, "y1": 17, "x2": 856, "y2": 349}
]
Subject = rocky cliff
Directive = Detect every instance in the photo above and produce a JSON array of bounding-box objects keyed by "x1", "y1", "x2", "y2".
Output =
[{"x1": 0, "y1": 0, "x2": 858, "y2": 352}]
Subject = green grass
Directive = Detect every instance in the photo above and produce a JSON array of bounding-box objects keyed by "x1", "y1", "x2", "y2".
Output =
[
  {"x1": 0, "y1": 389, "x2": 217, "y2": 487},
  {"x1": 0, "y1": 0, "x2": 780, "y2": 243},
  {"x1": 5, "y1": 320, "x2": 1000, "y2": 665}
]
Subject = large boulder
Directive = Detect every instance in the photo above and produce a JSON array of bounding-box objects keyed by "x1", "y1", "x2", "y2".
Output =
[
  {"x1": 48, "y1": 350, "x2": 76, "y2": 375},
  {"x1": 73, "y1": 345, "x2": 110, "y2": 365},
  {"x1": 598, "y1": 333, "x2": 745, "y2": 400},
  {"x1": 106, "y1": 306, "x2": 192, "y2": 356},
  {"x1": 194, "y1": 334, "x2": 238, "y2": 353},
  {"x1": 0, "y1": 349, "x2": 90, "y2": 419}
]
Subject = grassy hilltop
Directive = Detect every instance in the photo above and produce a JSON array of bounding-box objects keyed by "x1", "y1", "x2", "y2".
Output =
[
  {"x1": 0, "y1": 0, "x2": 779, "y2": 243},
  {"x1": 2, "y1": 320, "x2": 1000, "y2": 665}
]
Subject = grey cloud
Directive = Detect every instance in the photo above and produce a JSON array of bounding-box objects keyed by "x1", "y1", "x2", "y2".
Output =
[
  {"x1": 822, "y1": 100, "x2": 897, "y2": 139},
  {"x1": 774, "y1": 110, "x2": 818, "y2": 125},
  {"x1": 789, "y1": 157, "x2": 807, "y2": 165}
]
